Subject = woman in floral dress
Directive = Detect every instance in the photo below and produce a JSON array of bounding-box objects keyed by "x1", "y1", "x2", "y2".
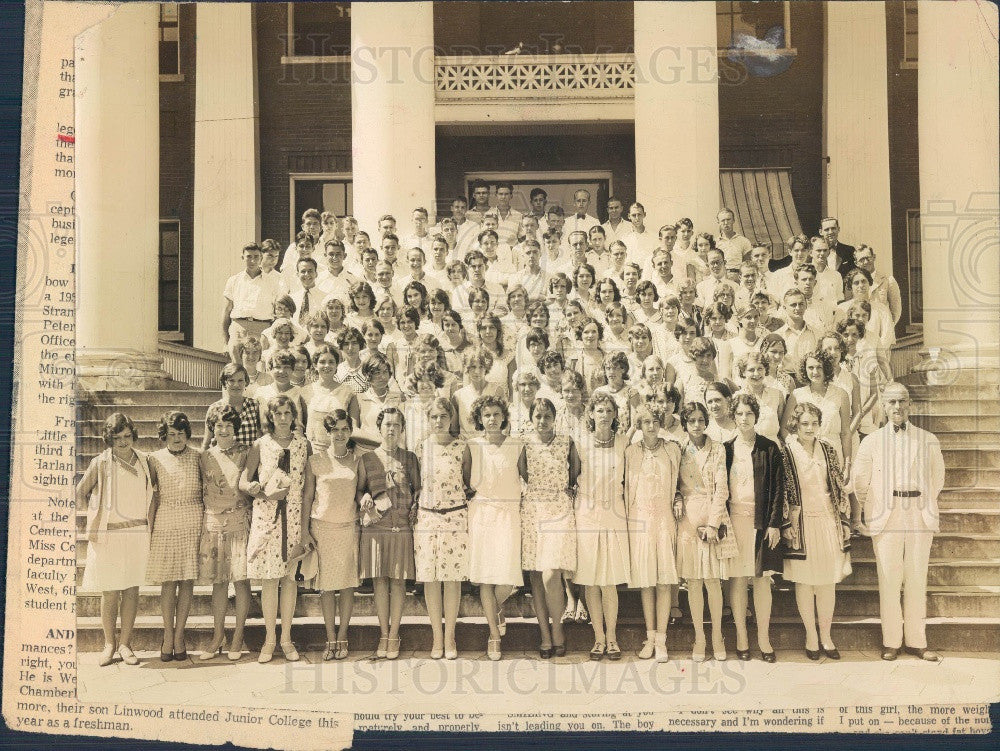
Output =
[
  {"x1": 415, "y1": 397, "x2": 471, "y2": 660},
  {"x1": 519, "y1": 397, "x2": 580, "y2": 658},
  {"x1": 240, "y1": 395, "x2": 311, "y2": 663},
  {"x1": 147, "y1": 411, "x2": 203, "y2": 662}
]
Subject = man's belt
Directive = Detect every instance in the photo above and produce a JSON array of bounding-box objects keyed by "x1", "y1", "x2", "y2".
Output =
[{"x1": 892, "y1": 490, "x2": 921, "y2": 498}]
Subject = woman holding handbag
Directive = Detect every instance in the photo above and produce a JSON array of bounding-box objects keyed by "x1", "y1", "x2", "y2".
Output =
[
  {"x1": 675, "y1": 401, "x2": 734, "y2": 662},
  {"x1": 782, "y1": 402, "x2": 852, "y2": 660}
]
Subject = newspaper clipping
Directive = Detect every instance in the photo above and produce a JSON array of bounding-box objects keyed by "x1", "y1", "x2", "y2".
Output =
[{"x1": 4, "y1": 1, "x2": 998, "y2": 747}]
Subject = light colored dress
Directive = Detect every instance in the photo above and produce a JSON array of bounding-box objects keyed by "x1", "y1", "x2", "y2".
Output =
[
  {"x1": 246, "y1": 434, "x2": 309, "y2": 580},
  {"x1": 80, "y1": 451, "x2": 153, "y2": 592},
  {"x1": 309, "y1": 449, "x2": 361, "y2": 591},
  {"x1": 415, "y1": 438, "x2": 470, "y2": 582},
  {"x1": 521, "y1": 434, "x2": 577, "y2": 572},
  {"x1": 738, "y1": 387, "x2": 783, "y2": 444},
  {"x1": 573, "y1": 433, "x2": 630, "y2": 586},
  {"x1": 782, "y1": 438, "x2": 852, "y2": 585},
  {"x1": 675, "y1": 437, "x2": 730, "y2": 581},
  {"x1": 453, "y1": 382, "x2": 505, "y2": 437},
  {"x1": 198, "y1": 445, "x2": 250, "y2": 584},
  {"x1": 302, "y1": 381, "x2": 353, "y2": 451},
  {"x1": 727, "y1": 436, "x2": 758, "y2": 579},
  {"x1": 146, "y1": 446, "x2": 203, "y2": 584},
  {"x1": 625, "y1": 439, "x2": 681, "y2": 588},
  {"x1": 793, "y1": 385, "x2": 848, "y2": 463},
  {"x1": 403, "y1": 396, "x2": 436, "y2": 451},
  {"x1": 358, "y1": 447, "x2": 419, "y2": 580},
  {"x1": 468, "y1": 437, "x2": 523, "y2": 586}
]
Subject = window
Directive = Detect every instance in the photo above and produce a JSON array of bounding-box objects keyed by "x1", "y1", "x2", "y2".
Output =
[
  {"x1": 285, "y1": 2, "x2": 351, "y2": 60},
  {"x1": 716, "y1": 1, "x2": 793, "y2": 52},
  {"x1": 902, "y1": 0, "x2": 918, "y2": 67},
  {"x1": 906, "y1": 209, "x2": 922, "y2": 326},
  {"x1": 158, "y1": 221, "x2": 181, "y2": 333},
  {"x1": 158, "y1": 4, "x2": 180, "y2": 77},
  {"x1": 289, "y1": 175, "x2": 353, "y2": 240}
]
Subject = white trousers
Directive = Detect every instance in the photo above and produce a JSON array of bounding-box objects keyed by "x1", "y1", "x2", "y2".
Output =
[{"x1": 871, "y1": 502, "x2": 934, "y2": 649}]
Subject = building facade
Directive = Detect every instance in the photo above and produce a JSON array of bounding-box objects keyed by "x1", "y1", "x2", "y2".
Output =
[{"x1": 76, "y1": 1, "x2": 998, "y2": 386}]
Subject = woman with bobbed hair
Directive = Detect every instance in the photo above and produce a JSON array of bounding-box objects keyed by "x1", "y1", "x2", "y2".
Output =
[
  {"x1": 240, "y1": 395, "x2": 312, "y2": 663},
  {"x1": 782, "y1": 402, "x2": 852, "y2": 660},
  {"x1": 202, "y1": 363, "x2": 261, "y2": 451},
  {"x1": 146, "y1": 411, "x2": 203, "y2": 662},
  {"x1": 78, "y1": 412, "x2": 154, "y2": 666},
  {"x1": 734, "y1": 352, "x2": 784, "y2": 443},
  {"x1": 782, "y1": 349, "x2": 853, "y2": 472},
  {"x1": 575, "y1": 392, "x2": 631, "y2": 661}
]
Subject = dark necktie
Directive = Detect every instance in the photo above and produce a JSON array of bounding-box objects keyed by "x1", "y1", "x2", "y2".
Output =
[
  {"x1": 299, "y1": 290, "x2": 310, "y2": 324},
  {"x1": 894, "y1": 423, "x2": 907, "y2": 433}
]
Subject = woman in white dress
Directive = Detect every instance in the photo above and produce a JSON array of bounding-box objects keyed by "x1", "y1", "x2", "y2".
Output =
[
  {"x1": 734, "y1": 352, "x2": 784, "y2": 443},
  {"x1": 782, "y1": 403, "x2": 852, "y2": 660},
  {"x1": 301, "y1": 344, "x2": 361, "y2": 451},
  {"x1": 837, "y1": 269, "x2": 895, "y2": 350},
  {"x1": 575, "y1": 393, "x2": 631, "y2": 661},
  {"x1": 625, "y1": 404, "x2": 682, "y2": 662},
  {"x1": 782, "y1": 349, "x2": 853, "y2": 473},
  {"x1": 704, "y1": 381, "x2": 738, "y2": 443},
  {"x1": 854, "y1": 244, "x2": 902, "y2": 325},
  {"x1": 467, "y1": 395, "x2": 523, "y2": 660},
  {"x1": 78, "y1": 413, "x2": 154, "y2": 667}
]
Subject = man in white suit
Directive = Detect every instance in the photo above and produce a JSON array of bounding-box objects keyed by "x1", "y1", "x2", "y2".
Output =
[{"x1": 852, "y1": 382, "x2": 945, "y2": 662}]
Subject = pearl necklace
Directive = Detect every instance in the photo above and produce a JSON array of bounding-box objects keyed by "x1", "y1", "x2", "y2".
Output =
[
  {"x1": 331, "y1": 447, "x2": 350, "y2": 459},
  {"x1": 593, "y1": 434, "x2": 615, "y2": 447}
]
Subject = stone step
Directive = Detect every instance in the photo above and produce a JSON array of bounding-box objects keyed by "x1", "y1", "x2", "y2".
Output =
[
  {"x1": 80, "y1": 389, "x2": 221, "y2": 407},
  {"x1": 78, "y1": 403, "x2": 216, "y2": 424},
  {"x1": 850, "y1": 533, "x2": 1000, "y2": 560},
  {"x1": 941, "y1": 447, "x2": 1000, "y2": 468},
  {"x1": 849, "y1": 558, "x2": 1000, "y2": 587},
  {"x1": 939, "y1": 488, "x2": 1000, "y2": 509},
  {"x1": 74, "y1": 614, "x2": 1000, "y2": 653},
  {"x1": 73, "y1": 583, "x2": 1000, "y2": 620},
  {"x1": 945, "y1": 466, "x2": 1000, "y2": 488},
  {"x1": 908, "y1": 384, "x2": 1000, "y2": 401},
  {"x1": 76, "y1": 435, "x2": 205, "y2": 458},
  {"x1": 898, "y1": 368, "x2": 1000, "y2": 387},
  {"x1": 909, "y1": 399, "x2": 1000, "y2": 416},
  {"x1": 935, "y1": 432, "x2": 1000, "y2": 448},
  {"x1": 910, "y1": 414, "x2": 1000, "y2": 433},
  {"x1": 940, "y1": 509, "x2": 1000, "y2": 534},
  {"x1": 79, "y1": 417, "x2": 208, "y2": 437}
]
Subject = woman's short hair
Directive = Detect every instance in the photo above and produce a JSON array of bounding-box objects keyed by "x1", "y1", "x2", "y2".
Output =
[
  {"x1": 376, "y1": 406, "x2": 405, "y2": 430},
  {"x1": 337, "y1": 326, "x2": 365, "y2": 349},
  {"x1": 312, "y1": 343, "x2": 341, "y2": 366},
  {"x1": 429, "y1": 287, "x2": 452, "y2": 311},
  {"x1": 735, "y1": 351, "x2": 767, "y2": 379},
  {"x1": 476, "y1": 315, "x2": 505, "y2": 356},
  {"x1": 427, "y1": 395, "x2": 456, "y2": 424},
  {"x1": 641, "y1": 354, "x2": 665, "y2": 379},
  {"x1": 679, "y1": 401, "x2": 709, "y2": 430},
  {"x1": 651, "y1": 383, "x2": 682, "y2": 412},
  {"x1": 577, "y1": 316, "x2": 604, "y2": 341},
  {"x1": 513, "y1": 367, "x2": 542, "y2": 388},
  {"x1": 596, "y1": 277, "x2": 622, "y2": 303},
  {"x1": 633, "y1": 402, "x2": 666, "y2": 429},
  {"x1": 705, "y1": 381, "x2": 733, "y2": 402},
  {"x1": 525, "y1": 327, "x2": 550, "y2": 351},
  {"x1": 561, "y1": 369, "x2": 586, "y2": 392},
  {"x1": 506, "y1": 284, "x2": 529, "y2": 306},
  {"x1": 635, "y1": 279, "x2": 659, "y2": 302},
  {"x1": 306, "y1": 310, "x2": 331, "y2": 330},
  {"x1": 836, "y1": 317, "x2": 867, "y2": 339},
  {"x1": 586, "y1": 392, "x2": 620, "y2": 434},
  {"x1": 219, "y1": 362, "x2": 250, "y2": 389},
  {"x1": 348, "y1": 281, "x2": 376, "y2": 312},
  {"x1": 398, "y1": 305, "x2": 421, "y2": 328},
  {"x1": 322, "y1": 408, "x2": 354, "y2": 435},
  {"x1": 362, "y1": 350, "x2": 393, "y2": 380},
  {"x1": 158, "y1": 410, "x2": 192, "y2": 441},
  {"x1": 467, "y1": 286, "x2": 490, "y2": 308},
  {"x1": 548, "y1": 273, "x2": 571, "y2": 293},
  {"x1": 705, "y1": 301, "x2": 733, "y2": 322},
  {"x1": 798, "y1": 348, "x2": 836, "y2": 384},
  {"x1": 789, "y1": 401, "x2": 823, "y2": 432},
  {"x1": 264, "y1": 395, "x2": 299, "y2": 433},
  {"x1": 275, "y1": 294, "x2": 297, "y2": 316},
  {"x1": 526, "y1": 300, "x2": 550, "y2": 325},
  {"x1": 821, "y1": 331, "x2": 849, "y2": 362},
  {"x1": 573, "y1": 263, "x2": 596, "y2": 289},
  {"x1": 407, "y1": 360, "x2": 446, "y2": 391},
  {"x1": 689, "y1": 336, "x2": 718, "y2": 359},
  {"x1": 102, "y1": 412, "x2": 138, "y2": 446},
  {"x1": 730, "y1": 393, "x2": 761, "y2": 420},
  {"x1": 471, "y1": 394, "x2": 509, "y2": 431},
  {"x1": 758, "y1": 333, "x2": 787, "y2": 356},
  {"x1": 269, "y1": 351, "x2": 298, "y2": 370},
  {"x1": 529, "y1": 397, "x2": 557, "y2": 422},
  {"x1": 604, "y1": 350, "x2": 631, "y2": 379},
  {"x1": 463, "y1": 346, "x2": 494, "y2": 373},
  {"x1": 205, "y1": 403, "x2": 242, "y2": 436},
  {"x1": 844, "y1": 268, "x2": 874, "y2": 289}
]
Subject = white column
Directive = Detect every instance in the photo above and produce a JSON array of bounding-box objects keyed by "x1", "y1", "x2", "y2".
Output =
[
  {"x1": 351, "y1": 1, "x2": 436, "y2": 236},
  {"x1": 918, "y1": 0, "x2": 1000, "y2": 365},
  {"x1": 823, "y1": 1, "x2": 893, "y2": 277},
  {"x1": 634, "y1": 1, "x2": 719, "y2": 233},
  {"x1": 76, "y1": 4, "x2": 169, "y2": 389},
  {"x1": 193, "y1": 2, "x2": 261, "y2": 352}
]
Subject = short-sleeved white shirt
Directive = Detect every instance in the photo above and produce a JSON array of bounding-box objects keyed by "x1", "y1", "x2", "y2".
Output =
[{"x1": 224, "y1": 270, "x2": 283, "y2": 320}]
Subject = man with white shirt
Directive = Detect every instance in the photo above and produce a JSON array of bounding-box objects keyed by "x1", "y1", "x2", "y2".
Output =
[
  {"x1": 774, "y1": 288, "x2": 819, "y2": 374},
  {"x1": 437, "y1": 196, "x2": 479, "y2": 259},
  {"x1": 453, "y1": 250, "x2": 505, "y2": 315},
  {"x1": 587, "y1": 225, "x2": 613, "y2": 278},
  {"x1": 260, "y1": 240, "x2": 287, "y2": 295},
  {"x1": 565, "y1": 189, "x2": 600, "y2": 238},
  {"x1": 512, "y1": 214, "x2": 541, "y2": 270},
  {"x1": 376, "y1": 214, "x2": 397, "y2": 240},
  {"x1": 650, "y1": 248, "x2": 680, "y2": 301},
  {"x1": 280, "y1": 232, "x2": 316, "y2": 293},
  {"x1": 528, "y1": 188, "x2": 548, "y2": 231},
  {"x1": 769, "y1": 236, "x2": 812, "y2": 298},
  {"x1": 283, "y1": 208, "x2": 322, "y2": 273},
  {"x1": 540, "y1": 228, "x2": 569, "y2": 280},
  {"x1": 346, "y1": 231, "x2": 372, "y2": 277},
  {"x1": 696, "y1": 248, "x2": 728, "y2": 306},
  {"x1": 291, "y1": 257, "x2": 327, "y2": 327},
  {"x1": 466, "y1": 180, "x2": 492, "y2": 224},
  {"x1": 223, "y1": 243, "x2": 282, "y2": 363},
  {"x1": 372, "y1": 260, "x2": 401, "y2": 307},
  {"x1": 734, "y1": 262, "x2": 760, "y2": 310},
  {"x1": 493, "y1": 182, "x2": 523, "y2": 246},
  {"x1": 810, "y1": 237, "x2": 845, "y2": 303},
  {"x1": 545, "y1": 205, "x2": 568, "y2": 250},
  {"x1": 749, "y1": 244, "x2": 773, "y2": 293},
  {"x1": 853, "y1": 383, "x2": 944, "y2": 662},
  {"x1": 716, "y1": 207, "x2": 753, "y2": 273},
  {"x1": 601, "y1": 196, "x2": 629, "y2": 246},
  {"x1": 508, "y1": 239, "x2": 547, "y2": 301},
  {"x1": 794, "y1": 263, "x2": 838, "y2": 333},
  {"x1": 670, "y1": 222, "x2": 708, "y2": 283},
  {"x1": 401, "y1": 206, "x2": 433, "y2": 254},
  {"x1": 478, "y1": 228, "x2": 516, "y2": 286},
  {"x1": 424, "y1": 236, "x2": 451, "y2": 290},
  {"x1": 396, "y1": 246, "x2": 433, "y2": 293},
  {"x1": 341, "y1": 215, "x2": 360, "y2": 269},
  {"x1": 380, "y1": 232, "x2": 401, "y2": 268},
  {"x1": 315, "y1": 240, "x2": 358, "y2": 300},
  {"x1": 435, "y1": 217, "x2": 459, "y2": 261},
  {"x1": 621, "y1": 202, "x2": 659, "y2": 269}
]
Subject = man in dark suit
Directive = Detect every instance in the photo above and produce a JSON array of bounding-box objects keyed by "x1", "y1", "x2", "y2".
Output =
[{"x1": 820, "y1": 217, "x2": 856, "y2": 275}]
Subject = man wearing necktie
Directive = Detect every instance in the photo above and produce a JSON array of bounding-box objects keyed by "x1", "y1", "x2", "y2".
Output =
[
  {"x1": 568, "y1": 189, "x2": 600, "y2": 238},
  {"x1": 292, "y1": 258, "x2": 322, "y2": 327},
  {"x1": 853, "y1": 383, "x2": 945, "y2": 662}
]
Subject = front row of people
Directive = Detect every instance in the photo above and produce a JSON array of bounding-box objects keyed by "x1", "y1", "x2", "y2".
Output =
[{"x1": 81, "y1": 382, "x2": 942, "y2": 666}]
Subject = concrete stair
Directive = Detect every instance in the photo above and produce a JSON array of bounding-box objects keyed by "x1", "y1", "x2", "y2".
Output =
[{"x1": 73, "y1": 368, "x2": 1000, "y2": 653}]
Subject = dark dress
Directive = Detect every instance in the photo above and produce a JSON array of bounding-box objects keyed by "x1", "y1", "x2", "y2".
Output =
[{"x1": 358, "y1": 447, "x2": 419, "y2": 579}]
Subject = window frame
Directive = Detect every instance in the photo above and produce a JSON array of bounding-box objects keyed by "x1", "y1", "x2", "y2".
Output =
[
  {"x1": 716, "y1": 0, "x2": 796, "y2": 58},
  {"x1": 158, "y1": 219, "x2": 183, "y2": 339},
  {"x1": 901, "y1": 0, "x2": 918, "y2": 70},
  {"x1": 288, "y1": 173, "x2": 354, "y2": 241},
  {"x1": 282, "y1": 2, "x2": 352, "y2": 65},
  {"x1": 158, "y1": 3, "x2": 184, "y2": 82},
  {"x1": 905, "y1": 208, "x2": 923, "y2": 331}
]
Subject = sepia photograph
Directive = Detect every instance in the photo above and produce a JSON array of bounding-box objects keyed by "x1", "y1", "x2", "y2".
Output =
[{"x1": 65, "y1": 0, "x2": 998, "y2": 722}]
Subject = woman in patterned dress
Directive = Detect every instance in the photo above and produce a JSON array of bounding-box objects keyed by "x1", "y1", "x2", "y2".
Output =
[
  {"x1": 240, "y1": 395, "x2": 311, "y2": 663},
  {"x1": 197, "y1": 405, "x2": 252, "y2": 662},
  {"x1": 356, "y1": 407, "x2": 420, "y2": 660},
  {"x1": 416, "y1": 397, "x2": 471, "y2": 660},
  {"x1": 301, "y1": 409, "x2": 362, "y2": 661},
  {"x1": 78, "y1": 413, "x2": 154, "y2": 667},
  {"x1": 518, "y1": 397, "x2": 580, "y2": 658},
  {"x1": 201, "y1": 363, "x2": 261, "y2": 451},
  {"x1": 146, "y1": 411, "x2": 203, "y2": 662}
]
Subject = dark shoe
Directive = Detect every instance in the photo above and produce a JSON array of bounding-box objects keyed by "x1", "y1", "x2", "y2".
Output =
[
  {"x1": 668, "y1": 607, "x2": 683, "y2": 627},
  {"x1": 761, "y1": 651, "x2": 777, "y2": 663},
  {"x1": 904, "y1": 646, "x2": 940, "y2": 662},
  {"x1": 736, "y1": 648, "x2": 752, "y2": 661},
  {"x1": 553, "y1": 644, "x2": 566, "y2": 657},
  {"x1": 160, "y1": 651, "x2": 173, "y2": 662},
  {"x1": 589, "y1": 642, "x2": 605, "y2": 661},
  {"x1": 805, "y1": 648, "x2": 821, "y2": 661},
  {"x1": 820, "y1": 646, "x2": 841, "y2": 660},
  {"x1": 881, "y1": 646, "x2": 900, "y2": 661},
  {"x1": 539, "y1": 646, "x2": 554, "y2": 659},
  {"x1": 606, "y1": 642, "x2": 622, "y2": 661},
  {"x1": 173, "y1": 650, "x2": 188, "y2": 661}
]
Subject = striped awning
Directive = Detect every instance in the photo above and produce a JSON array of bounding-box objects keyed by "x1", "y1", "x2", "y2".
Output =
[{"x1": 719, "y1": 169, "x2": 803, "y2": 258}]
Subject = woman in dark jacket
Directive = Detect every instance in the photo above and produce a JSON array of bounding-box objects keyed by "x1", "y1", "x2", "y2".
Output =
[{"x1": 723, "y1": 393, "x2": 787, "y2": 663}]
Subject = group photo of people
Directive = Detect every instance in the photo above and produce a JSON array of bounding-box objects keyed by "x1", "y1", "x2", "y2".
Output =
[{"x1": 79, "y1": 184, "x2": 945, "y2": 669}]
